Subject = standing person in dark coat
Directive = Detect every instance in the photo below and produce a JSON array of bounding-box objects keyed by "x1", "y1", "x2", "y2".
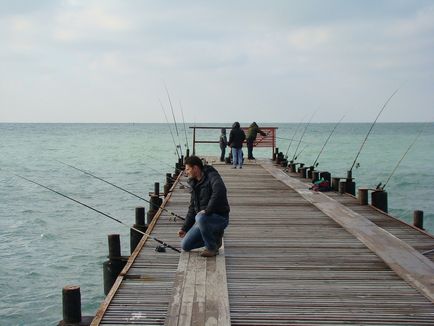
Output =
[
  {"x1": 219, "y1": 128, "x2": 228, "y2": 162},
  {"x1": 178, "y1": 155, "x2": 230, "y2": 257},
  {"x1": 228, "y1": 121, "x2": 246, "y2": 169},
  {"x1": 246, "y1": 122, "x2": 267, "y2": 160}
]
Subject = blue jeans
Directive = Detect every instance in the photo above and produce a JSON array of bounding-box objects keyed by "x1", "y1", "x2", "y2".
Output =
[
  {"x1": 181, "y1": 212, "x2": 229, "y2": 251},
  {"x1": 232, "y1": 147, "x2": 243, "y2": 168}
]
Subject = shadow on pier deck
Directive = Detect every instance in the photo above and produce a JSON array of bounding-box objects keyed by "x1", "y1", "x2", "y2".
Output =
[{"x1": 91, "y1": 158, "x2": 434, "y2": 325}]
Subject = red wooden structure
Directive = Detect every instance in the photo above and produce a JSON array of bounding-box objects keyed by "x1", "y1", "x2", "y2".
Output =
[{"x1": 190, "y1": 126, "x2": 277, "y2": 156}]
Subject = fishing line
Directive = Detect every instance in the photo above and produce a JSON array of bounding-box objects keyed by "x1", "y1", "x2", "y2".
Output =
[
  {"x1": 312, "y1": 114, "x2": 345, "y2": 168},
  {"x1": 16, "y1": 175, "x2": 181, "y2": 253},
  {"x1": 180, "y1": 100, "x2": 190, "y2": 153},
  {"x1": 56, "y1": 160, "x2": 185, "y2": 221},
  {"x1": 164, "y1": 84, "x2": 183, "y2": 157},
  {"x1": 381, "y1": 123, "x2": 429, "y2": 190},
  {"x1": 292, "y1": 111, "x2": 316, "y2": 161},
  {"x1": 349, "y1": 87, "x2": 401, "y2": 172},
  {"x1": 284, "y1": 118, "x2": 305, "y2": 159},
  {"x1": 140, "y1": 160, "x2": 190, "y2": 190},
  {"x1": 158, "y1": 98, "x2": 180, "y2": 159}
]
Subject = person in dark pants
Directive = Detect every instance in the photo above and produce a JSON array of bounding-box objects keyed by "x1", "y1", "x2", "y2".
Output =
[
  {"x1": 178, "y1": 156, "x2": 230, "y2": 257},
  {"x1": 219, "y1": 128, "x2": 228, "y2": 162},
  {"x1": 246, "y1": 122, "x2": 267, "y2": 160},
  {"x1": 228, "y1": 121, "x2": 246, "y2": 169}
]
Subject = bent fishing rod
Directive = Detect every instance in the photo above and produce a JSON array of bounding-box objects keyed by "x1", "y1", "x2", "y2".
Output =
[
  {"x1": 158, "y1": 98, "x2": 181, "y2": 160},
  {"x1": 378, "y1": 123, "x2": 429, "y2": 191},
  {"x1": 16, "y1": 175, "x2": 181, "y2": 253},
  {"x1": 164, "y1": 84, "x2": 183, "y2": 157},
  {"x1": 311, "y1": 115, "x2": 345, "y2": 168},
  {"x1": 292, "y1": 111, "x2": 316, "y2": 161},
  {"x1": 349, "y1": 87, "x2": 401, "y2": 173},
  {"x1": 57, "y1": 160, "x2": 185, "y2": 221}
]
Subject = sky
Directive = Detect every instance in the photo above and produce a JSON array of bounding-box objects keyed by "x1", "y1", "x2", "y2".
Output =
[{"x1": 0, "y1": 0, "x2": 433, "y2": 123}]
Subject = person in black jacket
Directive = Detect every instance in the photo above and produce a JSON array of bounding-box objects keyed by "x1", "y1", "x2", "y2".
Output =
[
  {"x1": 178, "y1": 155, "x2": 230, "y2": 257},
  {"x1": 228, "y1": 121, "x2": 246, "y2": 169}
]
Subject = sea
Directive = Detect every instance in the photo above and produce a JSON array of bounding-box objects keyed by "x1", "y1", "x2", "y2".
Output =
[{"x1": 0, "y1": 122, "x2": 433, "y2": 325}]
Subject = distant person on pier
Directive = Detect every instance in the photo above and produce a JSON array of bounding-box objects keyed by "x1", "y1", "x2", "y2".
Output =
[
  {"x1": 178, "y1": 155, "x2": 230, "y2": 257},
  {"x1": 228, "y1": 121, "x2": 246, "y2": 169},
  {"x1": 246, "y1": 122, "x2": 267, "y2": 160},
  {"x1": 219, "y1": 128, "x2": 228, "y2": 162}
]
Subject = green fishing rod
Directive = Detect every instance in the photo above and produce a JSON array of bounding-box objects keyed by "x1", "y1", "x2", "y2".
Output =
[
  {"x1": 311, "y1": 115, "x2": 345, "y2": 168},
  {"x1": 377, "y1": 123, "x2": 429, "y2": 190},
  {"x1": 16, "y1": 175, "x2": 181, "y2": 253},
  {"x1": 57, "y1": 160, "x2": 185, "y2": 221}
]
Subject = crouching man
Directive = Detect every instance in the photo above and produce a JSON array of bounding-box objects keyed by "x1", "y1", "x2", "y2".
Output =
[{"x1": 178, "y1": 155, "x2": 230, "y2": 257}]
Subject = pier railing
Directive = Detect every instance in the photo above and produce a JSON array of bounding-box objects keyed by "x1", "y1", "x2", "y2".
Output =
[{"x1": 189, "y1": 126, "x2": 277, "y2": 156}]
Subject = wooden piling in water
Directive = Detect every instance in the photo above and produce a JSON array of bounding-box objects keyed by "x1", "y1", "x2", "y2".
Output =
[
  {"x1": 103, "y1": 234, "x2": 126, "y2": 295},
  {"x1": 371, "y1": 189, "x2": 388, "y2": 213},
  {"x1": 358, "y1": 188, "x2": 369, "y2": 205},
  {"x1": 130, "y1": 207, "x2": 147, "y2": 254},
  {"x1": 413, "y1": 210, "x2": 424, "y2": 229}
]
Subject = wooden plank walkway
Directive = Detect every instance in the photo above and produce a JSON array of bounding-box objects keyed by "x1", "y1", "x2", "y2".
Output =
[{"x1": 91, "y1": 159, "x2": 434, "y2": 325}]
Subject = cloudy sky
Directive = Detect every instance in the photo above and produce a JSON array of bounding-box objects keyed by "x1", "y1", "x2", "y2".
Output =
[{"x1": 1, "y1": 0, "x2": 433, "y2": 123}]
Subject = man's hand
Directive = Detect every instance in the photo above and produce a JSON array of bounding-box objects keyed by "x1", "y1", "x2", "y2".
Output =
[
  {"x1": 199, "y1": 210, "x2": 206, "y2": 215},
  {"x1": 178, "y1": 229, "x2": 186, "y2": 238}
]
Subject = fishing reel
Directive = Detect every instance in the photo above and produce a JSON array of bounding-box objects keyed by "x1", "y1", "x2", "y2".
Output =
[{"x1": 155, "y1": 245, "x2": 166, "y2": 253}]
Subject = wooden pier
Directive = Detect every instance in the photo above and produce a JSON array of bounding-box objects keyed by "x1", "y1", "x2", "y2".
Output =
[{"x1": 90, "y1": 159, "x2": 434, "y2": 325}]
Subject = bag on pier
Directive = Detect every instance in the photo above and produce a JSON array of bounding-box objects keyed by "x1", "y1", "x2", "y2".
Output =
[{"x1": 309, "y1": 178, "x2": 330, "y2": 192}]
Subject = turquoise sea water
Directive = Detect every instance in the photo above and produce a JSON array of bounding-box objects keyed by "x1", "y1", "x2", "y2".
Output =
[{"x1": 0, "y1": 123, "x2": 433, "y2": 325}]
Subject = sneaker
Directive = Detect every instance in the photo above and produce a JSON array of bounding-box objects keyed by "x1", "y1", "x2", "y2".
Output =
[
  {"x1": 232, "y1": 166, "x2": 237, "y2": 169},
  {"x1": 200, "y1": 249, "x2": 219, "y2": 257},
  {"x1": 239, "y1": 166, "x2": 242, "y2": 169}
]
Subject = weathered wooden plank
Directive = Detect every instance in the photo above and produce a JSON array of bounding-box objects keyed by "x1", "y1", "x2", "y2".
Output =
[{"x1": 262, "y1": 161, "x2": 434, "y2": 303}]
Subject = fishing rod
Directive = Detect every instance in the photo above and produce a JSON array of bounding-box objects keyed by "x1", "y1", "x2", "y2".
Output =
[
  {"x1": 158, "y1": 98, "x2": 181, "y2": 160},
  {"x1": 16, "y1": 175, "x2": 181, "y2": 253},
  {"x1": 379, "y1": 123, "x2": 429, "y2": 190},
  {"x1": 293, "y1": 143, "x2": 309, "y2": 161},
  {"x1": 292, "y1": 111, "x2": 316, "y2": 161},
  {"x1": 164, "y1": 84, "x2": 183, "y2": 157},
  {"x1": 349, "y1": 87, "x2": 400, "y2": 173},
  {"x1": 141, "y1": 160, "x2": 190, "y2": 189},
  {"x1": 277, "y1": 136, "x2": 313, "y2": 144},
  {"x1": 180, "y1": 100, "x2": 190, "y2": 154},
  {"x1": 284, "y1": 119, "x2": 305, "y2": 159},
  {"x1": 57, "y1": 160, "x2": 185, "y2": 221},
  {"x1": 311, "y1": 115, "x2": 345, "y2": 168}
]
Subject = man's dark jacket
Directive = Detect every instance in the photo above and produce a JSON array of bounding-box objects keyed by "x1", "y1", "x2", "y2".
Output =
[
  {"x1": 181, "y1": 165, "x2": 230, "y2": 232},
  {"x1": 228, "y1": 122, "x2": 246, "y2": 149}
]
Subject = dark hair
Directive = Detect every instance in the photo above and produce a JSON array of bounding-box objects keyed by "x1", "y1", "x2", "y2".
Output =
[{"x1": 184, "y1": 155, "x2": 204, "y2": 170}]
